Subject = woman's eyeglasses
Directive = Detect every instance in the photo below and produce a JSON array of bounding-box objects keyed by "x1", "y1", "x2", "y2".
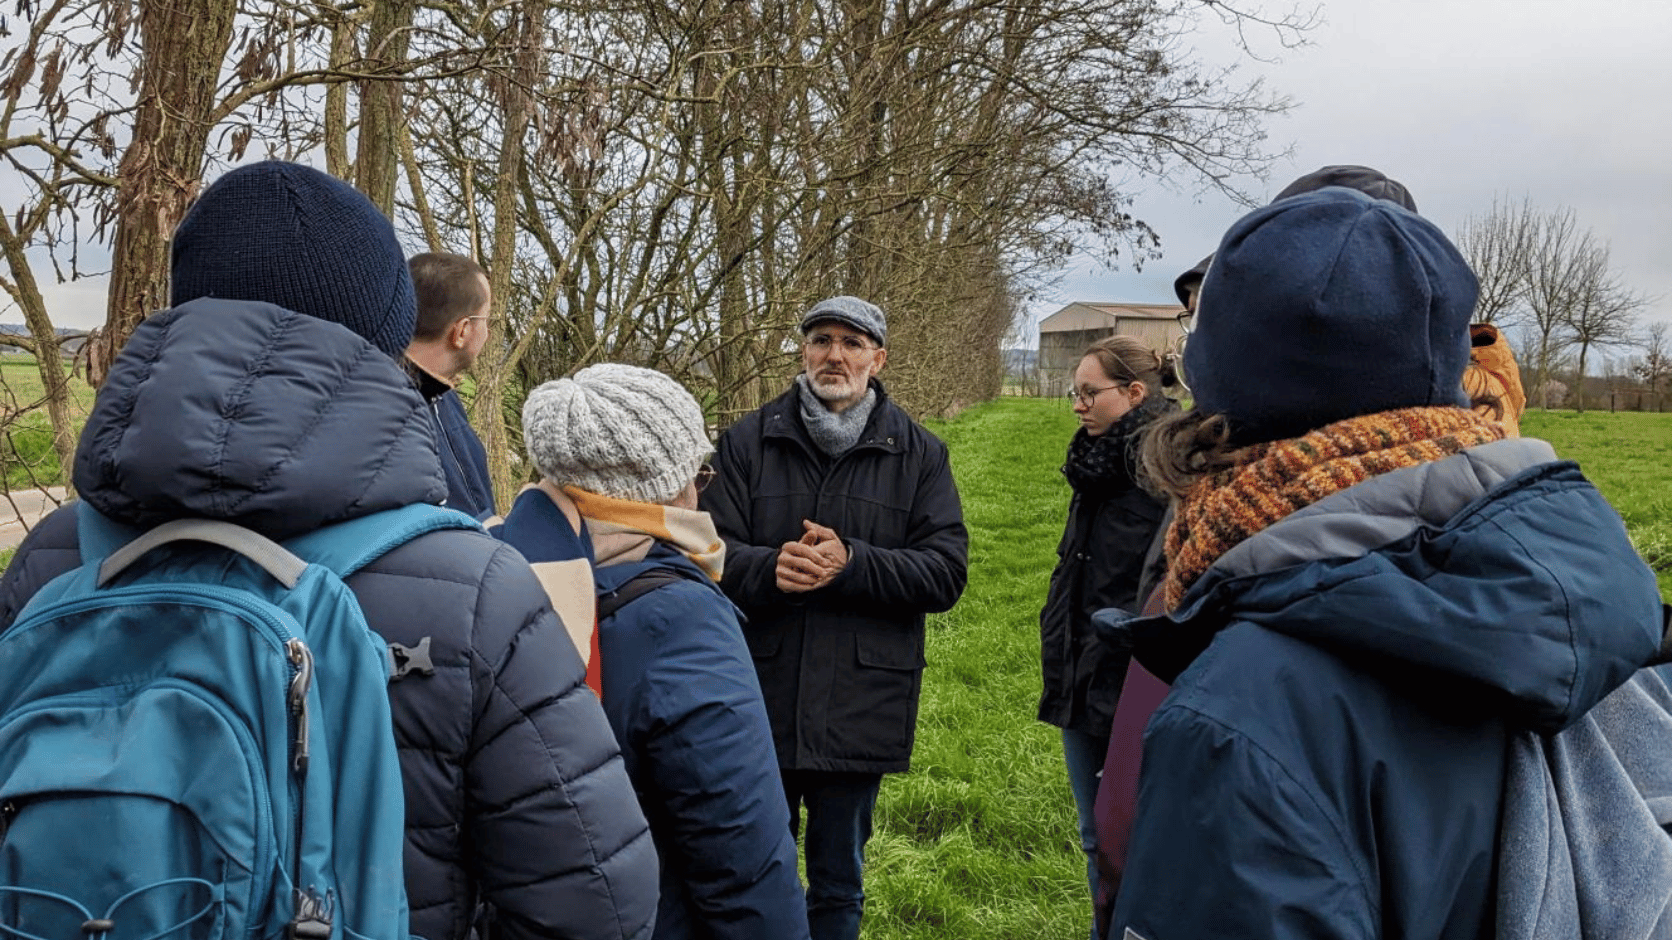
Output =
[{"x1": 695, "y1": 463, "x2": 718, "y2": 493}]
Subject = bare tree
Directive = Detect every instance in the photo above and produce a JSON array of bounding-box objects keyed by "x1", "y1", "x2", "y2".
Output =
[
  {"x1": 1522, "y1": 206, "x2": 1588, "y2": 403},
  {"x1": 1561, "y1": 242, "x2": 1647, "y2": 411},
  {"x1": 1455, "y1": 194, "x2": 1537, "y2": 326},
  {"x1": 1632, "y1": 320, "x2": 1672, "y2": 408}
]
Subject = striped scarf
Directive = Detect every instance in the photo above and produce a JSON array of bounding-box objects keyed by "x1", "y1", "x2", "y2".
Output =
[
  {"x1": 1163, "y1": 406, "x2": 1505, "y2": 611},
  {"x1": 565, "y1": 487, "x2": 726, "y2": 581}
]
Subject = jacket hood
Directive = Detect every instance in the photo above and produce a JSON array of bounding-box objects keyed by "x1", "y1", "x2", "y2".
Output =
[
  {"x1": 74, "y1": 298, "x2": 446, "y2": 539},
  {"x1": 1105, "y1": 438, "x2": 1664, "y2": 734}
]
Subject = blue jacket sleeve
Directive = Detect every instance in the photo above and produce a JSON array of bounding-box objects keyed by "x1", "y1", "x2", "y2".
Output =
[
  {"x1": 825, "y1": 439, "x2": 968, "y2": 614},
  {"x1": 1111, "y1": 701, "x2": 1375, "y2": 940},
  {"x1": 637, "y1": 583, "x2": 810, "y2": 940},
  {"x1": 465, "y1": 544, "x2": 660, "y2": 940}
]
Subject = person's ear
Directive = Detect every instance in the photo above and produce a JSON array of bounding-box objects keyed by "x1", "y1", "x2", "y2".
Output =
[
  {"x1": 1129, "y1": 380, "x2": 1147, "y2": 403},
  {"x1": 869, "y1": 347, "x2": 887, "y2": 375},
  {"x1": 448, "y1": 316, "x2": 472, "y2": 350}
]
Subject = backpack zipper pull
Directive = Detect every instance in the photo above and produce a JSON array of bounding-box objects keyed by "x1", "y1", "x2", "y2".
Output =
[{"x1": 286, "y1": 639, "x2": 314, "y2": 775}]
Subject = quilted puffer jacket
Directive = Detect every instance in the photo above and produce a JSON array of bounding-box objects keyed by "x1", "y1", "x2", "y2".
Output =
[{"x1": 0, "y1": 299, "x2": 659, "y2": 940}]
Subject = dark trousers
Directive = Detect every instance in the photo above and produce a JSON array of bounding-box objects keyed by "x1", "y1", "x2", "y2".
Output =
[{"x1": 781, "y1": 769, "x2": 884, "y2": 940}]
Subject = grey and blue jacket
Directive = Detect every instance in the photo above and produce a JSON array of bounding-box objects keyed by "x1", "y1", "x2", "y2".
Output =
[
  {"x1": 0, "y1": 299, "x2": 659, "y2": 940},
  {"x1": 594, "y1": 547, "x2": 811, "y2": 940},
  {"x1": 1102, "y1": 438, "x2": 1666, "y2": 940}
]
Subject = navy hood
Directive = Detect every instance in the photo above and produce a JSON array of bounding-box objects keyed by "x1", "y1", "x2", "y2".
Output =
[
  {"x1": 1104, "y1": 439, "x2": 1665, "y2": 734},
  {"x1": 74, "y1": 298, "x2": 447, "y2": 539}
]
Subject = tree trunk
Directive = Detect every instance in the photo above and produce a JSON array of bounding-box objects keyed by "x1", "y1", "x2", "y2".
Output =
[
  {"x1": 354, "y1": 0, "x2": 416, "y2": 212},
  {"x1": 1574, "y1": 340, "x2": 1591, "y2": 413},
  {"x1": 471, "y1": 0, "x2": 545, "y2": 513},
  {"x1": 97, "y1": 0, "x2": 237, "y2": 382},
  {"x1": 323, "y1": 11, "x2": 358, "y2": 179},
  {"x1": 0, "y1": 212, "x2": 77, "y2": 491}
]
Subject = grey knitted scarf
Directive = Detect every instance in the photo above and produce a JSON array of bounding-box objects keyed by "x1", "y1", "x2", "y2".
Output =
[{"x1": 796, "y1": 374, "x2": 877, "y2": 456}]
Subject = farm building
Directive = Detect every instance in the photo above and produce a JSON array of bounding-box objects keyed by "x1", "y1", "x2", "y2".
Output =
[{"x1": 1036, "y1": 302, "x2": 1185, "y2": 394}]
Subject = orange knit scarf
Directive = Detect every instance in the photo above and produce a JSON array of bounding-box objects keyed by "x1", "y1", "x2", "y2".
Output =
[{"x1": 1162, "y1": 406, "x2": 1505, "y2": 610}]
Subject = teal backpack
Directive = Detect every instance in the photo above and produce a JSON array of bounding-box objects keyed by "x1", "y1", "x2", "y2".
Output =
[{"x1": 0, "y1": 502, "x2": 478, "y2": 940}]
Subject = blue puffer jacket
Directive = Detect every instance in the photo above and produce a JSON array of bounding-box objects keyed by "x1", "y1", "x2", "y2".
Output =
[
  {"x1": 1103, "y1": 438, "x2": 1665, "y2": 940},
  {"x1": 593, "y1": 547, "x2": 810, "y2": 940},
  {"x1": 0, "y1": 299, "x2": 658, "y2": 940}
]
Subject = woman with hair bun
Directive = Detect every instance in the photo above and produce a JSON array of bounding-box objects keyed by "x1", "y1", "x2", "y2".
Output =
[{"x1": 1038, "y1": 334, "x2": 1179, "y2": 938}]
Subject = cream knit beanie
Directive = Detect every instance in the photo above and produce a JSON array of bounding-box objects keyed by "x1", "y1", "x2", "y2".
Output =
[{"x1": 522, "y1": 364, "x2": 710, "y2": 504}]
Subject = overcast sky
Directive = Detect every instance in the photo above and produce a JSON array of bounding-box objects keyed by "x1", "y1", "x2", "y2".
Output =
[
  {"x1": 1030, "y1": 0, "x2": 1672, "y2": 352},
  {"x1": 15, "y1": 0, "x2": 1672, "y2": 358}
]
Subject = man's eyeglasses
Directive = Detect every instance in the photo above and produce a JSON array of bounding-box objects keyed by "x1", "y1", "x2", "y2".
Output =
[
  {"x1": 804, "y1": 333, "x2": 876, "y2": 354},
  {"x1": 695, "y1": 462, "x2": 717, "y2": 493},
  {"x1": 1066, "y1": 385, "x2": 1123, "y2": 407}
]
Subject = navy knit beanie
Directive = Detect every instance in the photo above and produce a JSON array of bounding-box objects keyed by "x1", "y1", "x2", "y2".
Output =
[
  {"x1": 170, "y1": 161, "x2": 416, "y2": 358},
  {"x1": 1173, "y1": 165, "x2": 1418, "y2": 306},
  {"x1": 1184, "y1": 187, "x2": 1477, "y2": 445}
]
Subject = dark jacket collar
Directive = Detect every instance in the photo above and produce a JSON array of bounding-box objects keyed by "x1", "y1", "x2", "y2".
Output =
[{"x1": 404, "y1": 357, "x2": 454, "y2": 403}]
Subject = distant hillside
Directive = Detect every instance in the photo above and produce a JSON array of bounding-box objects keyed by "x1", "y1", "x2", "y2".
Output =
[
  {"x1": 1002, "y1": 348, "x2": 1037, "y2": 374},
  {"x1": 0, "y1": 324, "x2": 85, "y2": 337}
]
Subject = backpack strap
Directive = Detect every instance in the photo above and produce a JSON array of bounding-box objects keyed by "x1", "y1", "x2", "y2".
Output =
[
  {"x1": 282, "y1": 504, "x2": 483, "y2": 579},
  {"x1": 75, "y1": 502, "x2": 481, "y2": 586},
  {"x1": 77, "y1": 503, "x2": 307, "y2": 589},
  {"x1": 97, "y1": 519, "x2": 307, "y2": 589},
  {"x1": 596, "y1": 569, "x2": 689, "y2": 621}
]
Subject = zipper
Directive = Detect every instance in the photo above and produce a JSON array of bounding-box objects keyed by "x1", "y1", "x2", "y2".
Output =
[{"x1": 286, "y1": 639, "x2": 314, "y2": 775}]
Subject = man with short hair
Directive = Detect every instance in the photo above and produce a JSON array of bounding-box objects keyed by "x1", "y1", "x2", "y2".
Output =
[
  {"x1": 407, "y1": 251, "x2": 496, "y2": 518},
  {"x1": 700, "y1": 295, "x2": 970, "y2": 940},
  {"x1": 0, "y1": 161, "x2": 658, "y2": 940}
]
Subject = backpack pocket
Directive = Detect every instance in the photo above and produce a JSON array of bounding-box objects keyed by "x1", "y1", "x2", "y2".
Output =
[{"x1": 0, "y1": 684, "x2": 277, "y2": 939}]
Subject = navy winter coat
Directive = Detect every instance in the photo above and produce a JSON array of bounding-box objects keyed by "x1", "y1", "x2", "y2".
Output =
[
  {"x1": 701, "y1": 380, "x2": 968, "y2": 773},
  {"x1": 593, "y1": 547, "x2": 810, "y2": 940},
  {"x1": 0, "y1": 300, "x2": 659, "y2": 940},
  {"x1": 412, "y1": 364, "x2": 496, "y2": 519},
  {"x1": 1103, "y1": 439, "x2": 1665, "y2": 940}
]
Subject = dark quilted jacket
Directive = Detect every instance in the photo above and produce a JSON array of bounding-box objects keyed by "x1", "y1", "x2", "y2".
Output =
[{"x1": 0, "y1": 299, "x2": 658, "y2": 940}]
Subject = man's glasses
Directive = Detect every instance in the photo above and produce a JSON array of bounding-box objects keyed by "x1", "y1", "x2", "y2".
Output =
[
  {"x1": 804, "y1": 333, "x2": 876, "y2": 354},
  {"x1": 695, "y1": 463, "x2": 717, "y2": 493}
]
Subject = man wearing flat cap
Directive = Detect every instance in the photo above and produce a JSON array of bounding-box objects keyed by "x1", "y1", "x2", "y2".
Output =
[{"x1": 701, "y1": 295, "x2": 970, "y2": 940}]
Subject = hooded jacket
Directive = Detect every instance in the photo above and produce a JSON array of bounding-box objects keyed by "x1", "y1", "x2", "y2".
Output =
[
  {"x1": 701, "y1": 379, "x2": 968, "y2": 773},
  {"x1": 1103, "y1": 438, "x2": 1664, "y2": 940},
  {"x1": 0, "y1": 300, "x2": 658, "y2": 940}
]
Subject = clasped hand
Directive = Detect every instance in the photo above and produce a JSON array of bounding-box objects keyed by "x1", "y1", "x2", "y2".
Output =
[{"x1": 776, "y1": 519, "x2": 847, "y2": 593}]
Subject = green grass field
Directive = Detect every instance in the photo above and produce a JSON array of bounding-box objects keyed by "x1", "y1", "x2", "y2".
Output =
[{"x1": 0, "y1": 357, "x2": 97, "y2": 491}]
